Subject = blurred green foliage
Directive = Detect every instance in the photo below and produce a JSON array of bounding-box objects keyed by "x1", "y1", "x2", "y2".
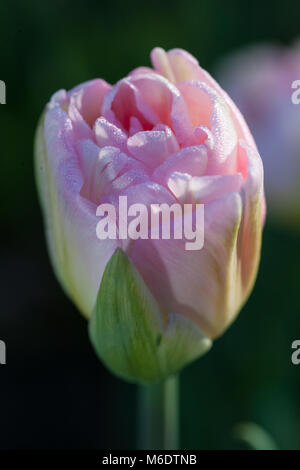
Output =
[{"x1": 1, "y1": 0, "x2": 300, "y2": 450}]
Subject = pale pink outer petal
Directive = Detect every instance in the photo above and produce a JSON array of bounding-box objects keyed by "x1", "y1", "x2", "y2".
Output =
[
  {"x1": 129, "y1": 191, "x2": 243, "y2": 339},
  {"x1": 35, "y1": 106, "x2": 119, "y2": 318},
  {"x1": 236, "y1": 140, "x2": 264, "y2": 301}
]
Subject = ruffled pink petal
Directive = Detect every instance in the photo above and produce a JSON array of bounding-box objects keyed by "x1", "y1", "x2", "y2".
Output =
[
  {"x1": 102, "y1": 77, "x2": 159, "y2": 131},
  {"x1": 83, "y1": 146, "x2": 149, "y2": 203},
  {"x1": 152, "y1": 145, "x2": 208, "y2": 184},
  {"x1": 130, "y1": 74, "x2": 194, "y2": 145},
  {"x1": 94, "y1": 116, "x2": 127, "y2": 151},
  {"x1": 178, "y1": 80, "x2": 238, "y2": 174},
  {"x1": 152, "y1": 47, "x2": 256, "y2": 149},
  {"x1": 127, "y1": 127, "x2": 179, "y2": 170},
  {"x1": 69, "y1": 79, "x2": 112, "y2": 128}
]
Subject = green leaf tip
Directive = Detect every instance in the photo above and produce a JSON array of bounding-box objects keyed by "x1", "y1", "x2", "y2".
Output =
[{"x1": 88, "y1": 248, "x2": 212, "y2": 384}]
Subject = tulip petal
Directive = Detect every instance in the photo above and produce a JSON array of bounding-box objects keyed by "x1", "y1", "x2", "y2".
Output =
[
  {"x1": 130, "y1": 73, "x2": 194, "y2": 146},
  {"x1": 35, "y1": 107, "x2": 119, "y2": 319},
  {"x1": 79, "y1": 145, "x2": 149, "y2": 203},
  {"x1": 237, "y1": 141, "x2": 264, "y2": 301},
  {"x1": 102, "y1": 77, "x2": 159, "y2": 131},
  {"x1": 179, "y1": 80, "x2": 238, "y2": 174},
  {"x1": 129, "y1": 191, "x2": 243, "y2": 339},
  {"x1": 94, "y1": 116, "x2": 128, "y2": 151},
  {"x1": 69, "y1": 78, "x2": 112, "y2": 127},
  {"x1": 153, "y1": 145, "x2": 208, "y2": 184},
  {"x1": 127, "y1": 127, "x2": 179, "y2": 170}
]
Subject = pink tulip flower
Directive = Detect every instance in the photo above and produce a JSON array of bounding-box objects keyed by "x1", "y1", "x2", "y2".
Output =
[{"x1": 35, "y1": 48, "x2": 264, "y2": 382}]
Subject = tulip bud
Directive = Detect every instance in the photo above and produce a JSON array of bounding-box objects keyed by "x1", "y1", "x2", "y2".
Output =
[{"x1": 35, "y1": 48, "x2": 265, "y2": 383}]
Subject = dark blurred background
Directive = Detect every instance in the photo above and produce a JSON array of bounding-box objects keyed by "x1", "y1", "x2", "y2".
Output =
[{"x1": 1, "y1": 0, "x2": 300, "y2": 450}]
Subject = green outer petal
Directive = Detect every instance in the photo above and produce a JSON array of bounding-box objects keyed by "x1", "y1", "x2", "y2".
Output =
[{"x1": 89, "y1": 248, "x2": 212, "y2": 384}]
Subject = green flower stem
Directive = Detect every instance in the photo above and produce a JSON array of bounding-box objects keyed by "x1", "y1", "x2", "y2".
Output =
[{"x1": 137, "y1": 375, "x2": 179, "y2": 450}]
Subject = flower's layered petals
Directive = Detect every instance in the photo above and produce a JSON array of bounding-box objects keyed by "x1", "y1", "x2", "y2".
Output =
[
  {"x1": 167, "y1": 172, "x2": 243, "y2": 204},
  {"x1": 102, "y1": 73, "x2": 194, "y2": 145},
  {"x1": 206, "y1": 97, "x2": 238, "y2": 175},
  {"x1": 94, "y1": 116, "x2": 127, "y2": 151},
  {"x1": 152, "y1": 48, "x2": 256, "y2": 149},
  {"x1": 101, "y1": 78, "x2": 159, "y2": 131},
  {"x1": 79, "y1": 145, "x2": 149, "y2": 203},
  {"x1": 178, "y1": 80, "x2": 238, "y2": 174},
  {"x1": 69, "y1": 79, "x2": 112, "y2": 128},
  {"x1": 129, "y1": 74, "x2": 194, "y2": 146},
  {"x1": 152, "y1": 145, "x2": 208, "y2": 184},
  {"x1": 129, "y1": 191, "x2": 243, "y2": 339},
  {"x1": 127, "y1": 127, "x2": 179, "y2": 170},
  {"x1": 76, "y1": 140, "x2": 148, "y2": 202},
  {"x1": 35, "y1": 107, "x2": 118, "y2": 319},
  {"x1": 236, "y1": 141, "x2": 264, "y2": 304}
]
